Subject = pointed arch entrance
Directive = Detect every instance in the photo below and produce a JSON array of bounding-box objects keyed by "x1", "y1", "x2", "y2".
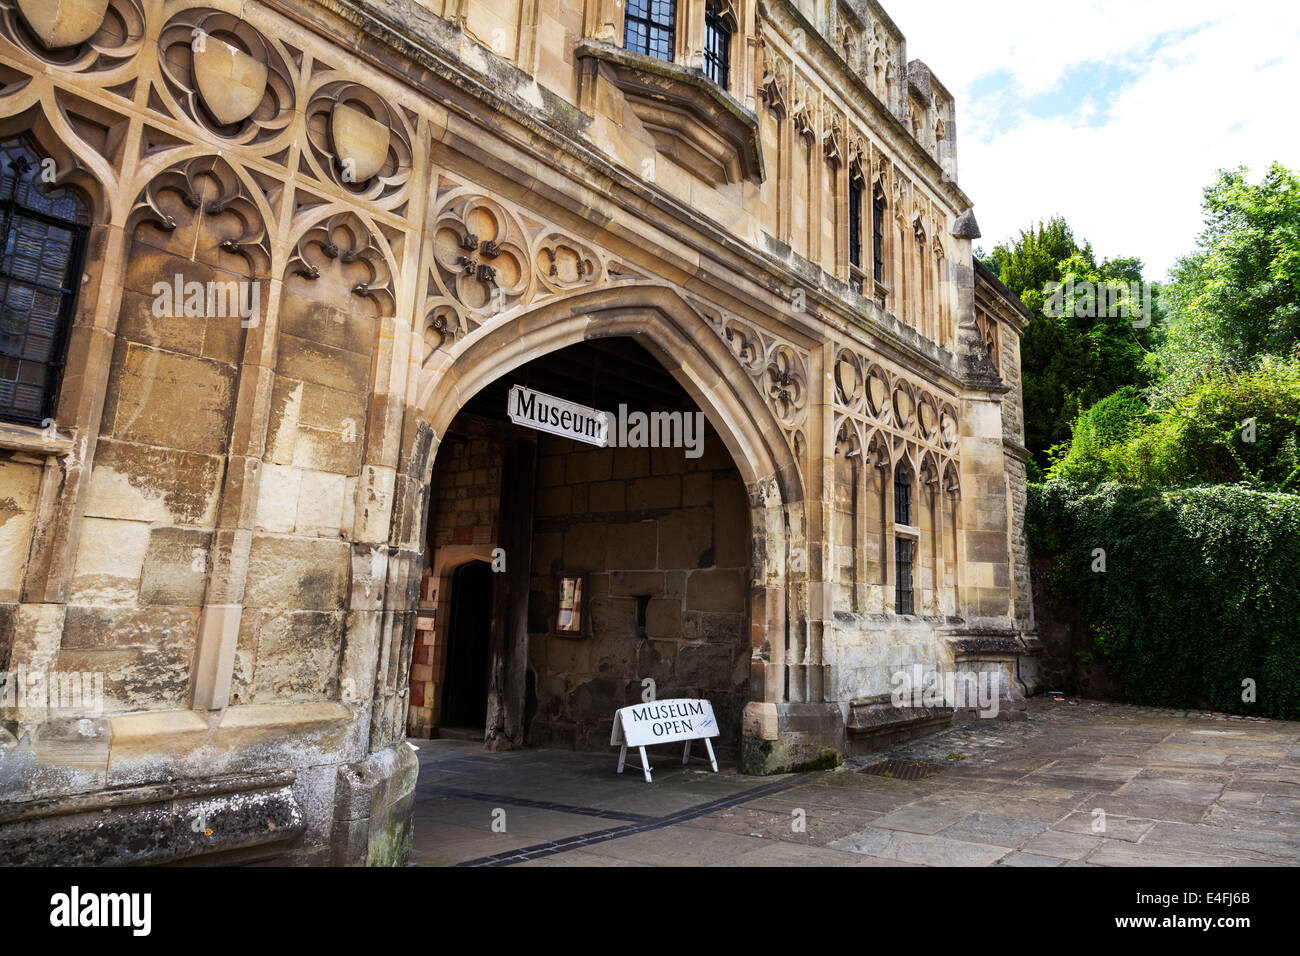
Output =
[{"x1": 414, "y1": 282, "x2": 806, "y2": 764}]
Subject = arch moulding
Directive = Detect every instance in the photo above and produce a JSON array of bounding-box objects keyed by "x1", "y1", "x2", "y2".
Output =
[{"x1": 415, "y1": 281, "x2": 807, "y2": 742}]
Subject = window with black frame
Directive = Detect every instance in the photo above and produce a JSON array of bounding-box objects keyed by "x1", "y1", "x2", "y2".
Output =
[
  {"x1": 0, "y1": 138, "x2": 88, "y2": 427},
  {"x1": 894, "y1": 465, "x2": 912, "y2": 526},
  {"x1": 849, "y1": 175, "x2": 864, "y2": 269},
  {"x1": 894, "y1": 466, "x2": 914, "y2": 614},
  {"x1": 625, "y1": 0, "x2": 677, "y2": 63},
  {"x1": 895, "y1": 537, "x2": 914, "y2": 615},
  {"x1": 872, "y1": 187, "x2": 886, "y2": 283},
  {"x1": 703, "y1": 2, "x2": 732, "y2": 89}
]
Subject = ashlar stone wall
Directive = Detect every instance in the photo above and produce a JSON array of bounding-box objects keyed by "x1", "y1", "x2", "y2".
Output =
[{"x1": 527, "y1": 426, "x2": 751, "y2": 752}]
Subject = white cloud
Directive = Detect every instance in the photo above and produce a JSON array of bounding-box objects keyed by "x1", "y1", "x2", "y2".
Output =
[{"x1": 889, "y1": 0, "x2": 1300, "y2": 277}]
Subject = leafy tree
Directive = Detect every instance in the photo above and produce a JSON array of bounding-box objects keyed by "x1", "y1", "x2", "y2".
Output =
[
  {"x1": 1047, "y1": 164, "x2": 1300, "y2": 490},
  {"x1": 987, "y1": 218, "x2": 1160, "y2": 466},
  {"x1": 1156, "y1": 163, "x2": 1300, "y2": 401}
]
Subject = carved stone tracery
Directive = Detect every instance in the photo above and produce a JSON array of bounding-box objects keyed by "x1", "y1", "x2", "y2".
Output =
[
  {"x1": 0, "y1": 0, "x2": 144, "y2": 74},
  {"x1": 695, "y1": 306, "x2": 810, "y2": 461},
  {"x1": 832, "y1": 342, "x2": 959, "y2": 480},
  {"x1": 130, "y1": 154, "x2": 271, "y2": 273},
  {"x1": 157, "y1": 9, "x2": 295, "y2": 147},
  {"x1": 287, "y1": 211, "x2": 396, "y2": 314},
  {"x1": 421, "y1": 185, "x2": 612, "y2": 357},
  {"x1": 304, "y1": 81, "x2": 413, "y2": 204}
]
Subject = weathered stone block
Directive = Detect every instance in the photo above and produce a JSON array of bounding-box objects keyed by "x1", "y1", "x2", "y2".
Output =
[
  {"x1": 250, "y1": 611, "x2": 344, "y2": 701},
  {"x1": 589, "y1": 596, "x2": 635, "y2": 641},
  {"x1": 277, "y1": 330, "x2": 371, "y2": 395},
  {"x1": 329, "y1": 742, "x2": 417, "y2": 866},
  {"x1": 588, "y1": 480, "x2": 625, "y2": 512},
  {"x1": 139, "y1": 526, "x2": 213, "y2": 606},
  {"x1": 530, "y1": 531, "x2": 563, "y2": 574},
  {"x1": 82, "y1": 438, "x2": 225, "y2": 526},
  {"x1": 682, "y1": 471, "x2": 712, "y2": 506},
  {"x1": 563, "y1": 522, "x2": 607, "y2": 569},
  {"x1": 627, "y1": 475, "x2": 680, "y2": 510},
  {"x1": 58, "y1": 607, "x2": 198, "y2": 712},
  {"x1": 565, "y1": 448, "x2": 612, "y2": 484},
  {"x1": 658, "y1": 508, "x2": 713, "y2": 568},
  {"x1": 645, "y1": 597, "x2": 681, "y2": 639},
  {"x1": 101, "y1": 343, "x2": 236, "y2": 455},
  {"x1": 713, "y1": 475, "x2": 749, "y2": 567},
  {"x1": 608, "y1": 570, "x2": 664, "y2": 596},
  {"x1": 297, "y1": 469, "x2": 347, "y2": 537},
  {"x1": 68, "y1": 518, "x2": 151, "y2": 606},
  {"x1": 606, "y1": 520, "x2": 657, "y2": 570},
  {"x1": 279, "y1": 296, "x2": 376, "y2": 358},
  {"x1": 548, "y1": 635, "x2": 591, "y2": 673},
  {"x1": 0, "y1": 460, "x2": 42, "y2": 602},
  {"x1": 685, "y1": 568, "x2": 747, "y2": 613},
  {"x1": 243, "y1": 536, "x2": 349, "y2": 610},
  {"x1": 611, "y1": 446, "x2": 651, "y2": 479},
  {"x1": 674, "y1": 642, "x2": 734, "y2": 688},
  {"x1": 255, "y1": 463, "x2": 302, "y2": 534}
]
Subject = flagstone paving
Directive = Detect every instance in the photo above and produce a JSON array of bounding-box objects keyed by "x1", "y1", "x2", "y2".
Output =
[{"x1": 407, "y1": 698, "x2": 1300, "y2": 867}]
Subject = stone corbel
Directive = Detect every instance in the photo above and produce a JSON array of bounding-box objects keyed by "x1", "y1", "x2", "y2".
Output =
[
  {"x1": 574, "y1": 39, "x2": 765, "y2": 185},
  {"x1": 823, "y1": 118, "x2": 843, "y2": 166},
  {"x1": 758, "y1": 68, "x2": 787, "y2": 117}
]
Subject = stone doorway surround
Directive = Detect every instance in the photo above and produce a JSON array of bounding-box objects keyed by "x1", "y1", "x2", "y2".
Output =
[
  {"x1": 417, "y1": 281, "x2": 823, "y2": 771},
  {"x1": 412, "y1": 545, "x2": 499, "y2": 738}
]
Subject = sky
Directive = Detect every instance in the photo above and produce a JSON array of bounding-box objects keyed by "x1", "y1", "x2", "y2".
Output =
[{"x1": 886, "y1": 0, "x2": 1300, "y2": 279}]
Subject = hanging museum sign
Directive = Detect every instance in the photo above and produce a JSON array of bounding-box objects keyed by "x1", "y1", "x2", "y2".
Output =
[{"x1": 507, "y1": 385, "x2": 610, "y2": 447}]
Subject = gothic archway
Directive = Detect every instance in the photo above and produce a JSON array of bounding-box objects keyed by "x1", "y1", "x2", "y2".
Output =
[{"x1": 415, "y1": 281, "x2": 807, "y2": 748}]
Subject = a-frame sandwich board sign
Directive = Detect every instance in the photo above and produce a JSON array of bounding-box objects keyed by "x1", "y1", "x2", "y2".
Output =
[{"x1": 610, "y1": 698, "x2": 720, "y2": 783}]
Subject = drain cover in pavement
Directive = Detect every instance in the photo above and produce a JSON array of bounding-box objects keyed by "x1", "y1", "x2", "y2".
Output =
[{"x1": 858, "y1": 759, "x2": 945, "y2": 780}]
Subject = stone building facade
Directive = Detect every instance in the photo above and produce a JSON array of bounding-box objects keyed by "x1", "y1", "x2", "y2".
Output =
[{"x1": 0, "y1": 0, "x2": 1037, "y2": 865}]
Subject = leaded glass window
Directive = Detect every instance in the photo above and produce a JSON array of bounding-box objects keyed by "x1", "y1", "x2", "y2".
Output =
[
  {"x1": 625, "y1": 0, "x2": 676, "y2": 63},
  {"x1": 0, "y1": 138, "x2": 88, "y2": 426}
]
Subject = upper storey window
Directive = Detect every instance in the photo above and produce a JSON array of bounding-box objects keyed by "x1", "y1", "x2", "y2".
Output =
[
  {"x1": 848, "y1": 176, "x2": 863, "y2": 270},
  {"x1": 703, "y1": 2, "x2": 733, "y2": 90},
  {"x1": 625, "y1": 0, "x2": 677, "y2": 62},
  {"x1": 872, "y1": 187, "x2": 887, "y2": 284},
  {"x1": 894, "y1": 465, "x2": 913, "y2": 527},
  {"x1": 0, "y1": 138, "x2": 88, "y2": 427}
]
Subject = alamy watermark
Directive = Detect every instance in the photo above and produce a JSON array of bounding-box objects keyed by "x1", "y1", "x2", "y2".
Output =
[
  {"x1": 152, "y1": 273, "x2": 260, "y2": 327},
  {"x1": 0, "y1": 664, "x2": 104, "y2": 715},
  {"x1": 890, "y1": 665, "x2": 1001, "y2": 718},
  {"x1": 508, "y1": 386, "x2": 707, "y2": 458},
  {"x1": 603, "y1": 405, "x2": 707, "y2": 459},
  {"x1": 1044, "y1": 279, "x2": 1154, "y2": 328}
]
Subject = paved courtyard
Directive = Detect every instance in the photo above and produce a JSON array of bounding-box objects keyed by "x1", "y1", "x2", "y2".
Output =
[{"x1": 408, "y1": 699, "x2": 1300, "y2": 867}]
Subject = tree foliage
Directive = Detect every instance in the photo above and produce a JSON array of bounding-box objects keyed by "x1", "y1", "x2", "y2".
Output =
[
  {"x1": 1155, "y1": 163, "x2": 1300, "y2": 401},
  {"x1": 987, "y1": 218, "x2": 1160, "y2": 466},
  {"x1": 1048, "y1": 165, "x2": 1300, "y2": 489},
  {"x1": 1048, "y1": 356, "x2": 1300, "y2": 491}
]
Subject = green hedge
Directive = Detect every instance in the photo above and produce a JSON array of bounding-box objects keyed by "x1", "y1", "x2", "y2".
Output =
[{"x1": 1028, "y1": 481, "x2": 1300, "y2": 719}]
